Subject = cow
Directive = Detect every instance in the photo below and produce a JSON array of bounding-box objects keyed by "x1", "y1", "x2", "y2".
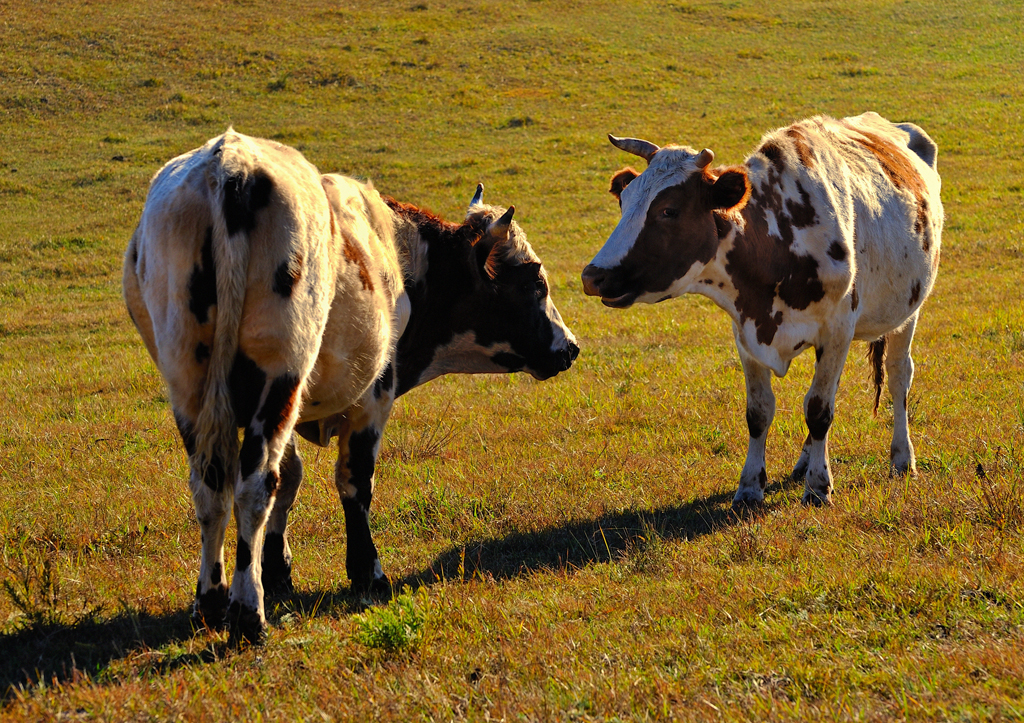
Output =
[
  {"x1": 123, "y1": 130, "x2": 579, "y2": 643},
  {"x1": 581, "y1": 112, "x2": 942, "y2": 509}
]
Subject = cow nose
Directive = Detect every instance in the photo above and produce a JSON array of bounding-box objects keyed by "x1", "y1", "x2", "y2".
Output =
[
  {"x1": 581, "y1": 264, "x2": 606, "y2": 297},
  {"x1": 556, "y1": 340, "x2": 580, "y2": 372}
]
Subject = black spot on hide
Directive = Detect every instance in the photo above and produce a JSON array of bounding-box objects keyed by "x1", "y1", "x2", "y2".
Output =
[
  {"x1": 236, "y1": 537, "x2": 252, "y2": 571},
  {"x1": 203, "y1": 457, "x2": 227, "y2": 493},
  {"x1": 223, "y1": 171, "x2": 274, "y2": 237},
  {"x1": 188, "y1": 227, "x2": 217, "y2": 324},
  {"x1": 806, "y1": 396, "x2": 833, "y2": 440},
  {"x1": 229, "y1": 351, "x2": 267, "y2": 426},
  {"x1": 746, "y1": 407, "x2": 767, "y2": 440},
  {"x1": 174, "y1": 411, "x2": 197, "y2": 457},
  {"x1": 265, "y1": 469, "x2": 281, "y2": 495},
  {"x1": 239, "y1": 431, "x2": 264, "y2": 480},
  {"x1": 374, "y1": 363, "x2": 394, "y2": 398},
  {"x1": 258, "y1": 375, "x2": 300, "y2": 436},
  {"x1": 272, "y1": 258, "x2": 301, "y2": 298}
]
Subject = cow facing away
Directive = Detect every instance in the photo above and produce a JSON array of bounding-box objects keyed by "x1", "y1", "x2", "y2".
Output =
[
  {"x1": 124, "y1": 131, "x2": 578, "y2": 643},
  {"x1": 581, "y1": 113, "x2": 942, "y2": 508}
]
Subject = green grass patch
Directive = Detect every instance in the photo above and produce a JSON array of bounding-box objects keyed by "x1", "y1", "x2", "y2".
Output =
[{"x1": 354, "y1": 588, "x2": 426, "y2": 653}]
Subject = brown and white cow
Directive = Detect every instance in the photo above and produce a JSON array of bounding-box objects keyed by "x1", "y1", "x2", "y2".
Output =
[
  {"x1": 124, "y1": 130, "x2": 578, "y2": 642},
  {"x1": 581, "y1": 112, "x2": 942, "y2": 508}
]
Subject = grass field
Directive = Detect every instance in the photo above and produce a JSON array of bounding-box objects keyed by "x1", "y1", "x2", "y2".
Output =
[{"x1": 1, "y1": 0, "x2": 1022, "y2": 719}]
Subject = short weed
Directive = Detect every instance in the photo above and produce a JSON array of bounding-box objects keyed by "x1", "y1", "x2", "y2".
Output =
[{"x1": 354, "y1": 587, "x2": 425, "y2": 654}]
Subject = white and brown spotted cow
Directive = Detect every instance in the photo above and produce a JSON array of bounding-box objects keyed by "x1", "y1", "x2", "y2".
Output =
[
  {"x1": 124, "y1": 131, "x2": 578, "y2": 643},
  {"x1": 581, "y1": 112, "x2": 942, "y2": 507}
]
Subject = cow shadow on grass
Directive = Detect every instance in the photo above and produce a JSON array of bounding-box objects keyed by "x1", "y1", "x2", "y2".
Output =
[
  {"x1": 0, "y1": 605, "x2": 200, "y2": 698},
  {"x1": 394, "y1": 486, "x2": 761, "y2": 590},
  {"x1": 0, "y1": 483, "x2": 772, "y2": 695}
]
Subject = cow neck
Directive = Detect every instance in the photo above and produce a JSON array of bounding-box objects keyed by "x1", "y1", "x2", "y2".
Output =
[
  {"x1": 690, "y1": 205, "x2": 752, "y2": 325},
  {"x1": 692, "y1": 196, "x2": 799, "y2": 377},
  {"x1": 384, "y1": 198, "x2": 488, "y2": 397}
]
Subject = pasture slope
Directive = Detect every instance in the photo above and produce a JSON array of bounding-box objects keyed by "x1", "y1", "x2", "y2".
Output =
[{"x1": 0, "y1": 0, "x2": 1021, "y2": 719}]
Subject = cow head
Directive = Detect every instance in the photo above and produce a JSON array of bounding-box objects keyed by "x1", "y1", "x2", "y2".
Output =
[
  {"x1": 581, "y1": 135, "x2": 750, "y2": 307},
  {"x1": 454, "y1": 184, "x2": 580, "y2": 380}
]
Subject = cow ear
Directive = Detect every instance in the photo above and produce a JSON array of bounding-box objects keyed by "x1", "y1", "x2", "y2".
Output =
[
  {"x1": 609, "y1": 167, "x2": 639, "y2": 201},
  {"x1": 474, "y1": 205, "x2": 514, "y2": 279},
  {"x1": 710, "y1": 167, "x2": 750, "y2": 211}
]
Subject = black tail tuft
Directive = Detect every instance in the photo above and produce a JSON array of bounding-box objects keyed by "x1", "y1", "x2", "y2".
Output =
[{"x1": 868, "y1": 338, "x2": 887, "y2": 416}]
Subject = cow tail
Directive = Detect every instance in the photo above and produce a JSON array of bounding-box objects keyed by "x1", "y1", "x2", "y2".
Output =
[
  {"x1": 191, "y1": 133, "x2": 263, "y2": 490},
  {"x1": 868, "y1": 338, "x2": 887, "y2": 416}
]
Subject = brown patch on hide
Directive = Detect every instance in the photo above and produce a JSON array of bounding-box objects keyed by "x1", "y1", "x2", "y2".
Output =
[
  {"x1": 757, "y1": 140, "x2": 786, "y2": 172},
  {"x1": 847, "y1": 126, "x2": 926, "y2": 197},
  {"x1": 785, "y1": 127, "x2": 815, "y2": 167},
  {"x1": 909, "y1": 279, "x2": 922, "y2": 306},
  {"x1": 342, "y1": 231, "x2": 375, "y2": 292},
  {"x1": 915, "y1": 197, "x2": 931, "y2": 251},
  {"x1": 726, "y1": 179, "x2": 826, "y2": 345},
  {"x1": 786, "y1": 180, "x2": 818, "y2": 228}
]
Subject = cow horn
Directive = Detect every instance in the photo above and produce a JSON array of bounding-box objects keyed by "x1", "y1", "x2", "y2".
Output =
[
  {"x1": 695, "y1": 148, "x2": 715, "y2": 169},
  {"x1": 470, "y1": 183, "x2": 484, "y2": 206},
  {"x1": 489, "y1": 205, "x2": 515, "y2": 237},
  {"x1": 608, "y1": 134, "x2": 660, "y2": 162}
]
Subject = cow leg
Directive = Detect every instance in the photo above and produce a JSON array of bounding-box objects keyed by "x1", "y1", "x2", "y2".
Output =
[
  {"x1": 885, "y1": 314, "x2": 918, "y2": 476},
  {"x1": 189, "y1": 463, "x2": 233, "y2": 629},
  {"x1": 229, "y1": 375, "x2": 303, "y2": 644},
  {"x1": 801, "y1": 332, "x2": 854, "y2": 506},
  {"x1": 262, "y1": 435, "x2": 303, "y2": 594},
  {"x1": 175, "y1": 412, "x2": 232, "y2": 629},
  {"x1": 335, "y1": 379, "x2": 396, "y2": 594},
  {"x1": 734, "y1": 336, "x2": 775, "y2": 507},
  {"x1": 791, "y1": 434, "x2": 812, "y2": 481}
]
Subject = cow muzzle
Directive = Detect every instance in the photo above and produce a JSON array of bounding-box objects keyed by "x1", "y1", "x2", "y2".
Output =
[
  {"x1": 581, "y1": 264, "x2": 605, "y2": 297},
  {"x1": 581, "y1": 264, "x2": 637, "y2": 308},
  {"x1": 529, "y1": 339, "x2": 580, "y2": 380}
]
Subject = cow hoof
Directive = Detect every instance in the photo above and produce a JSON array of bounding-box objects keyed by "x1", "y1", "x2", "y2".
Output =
[
  {"x1": 889, "y1": 461, "x2": 917, "y2": 478},
  {"x1": 350, "y1": 574, "x2": 392, "y2": 599},
  {"x1": 732, "y1": 491, "x2": 765, "y2": 512},
  {"x1": 801, "y1": 488, "x2": 833, "y2": 507},
  {"x1": 791, "y1": 457, "x2": 809, "y2": 482},
  {"x1": 192, "y1": 585, "x2": 229, "y2": 630},
  {"x1": 227, "y1": 601, "x2": 267, "y2": 646}
]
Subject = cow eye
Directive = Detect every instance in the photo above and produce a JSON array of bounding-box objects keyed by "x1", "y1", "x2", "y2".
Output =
[
  {"x1": 535, "y1": 279, "x2": 547, "y2": 298},
  {"x1": 661, "y1": 208, "x2": 679, "y2": 219}
]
